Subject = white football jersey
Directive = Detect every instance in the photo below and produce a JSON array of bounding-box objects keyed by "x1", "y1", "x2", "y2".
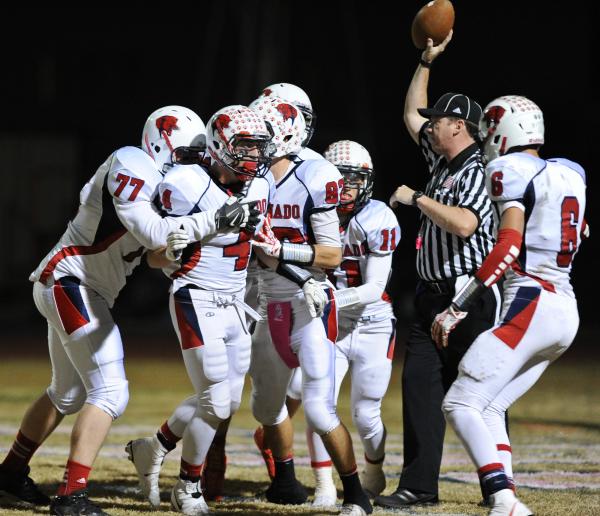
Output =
[
  {"x1": 330, "y1": 200, "x2": 399, "y2": 318},
  {"x1": 260, "y1": 158, "x2": 343, "y2": 297},
  {"x1": 298, "y1": 147, "x2": 323, "y2": 161},
  {"x1": 30, "y1": 146, "x2": 164, "y2": 306},
  {"x1": 486, "y1": 152, "x2": 586, "y2": 296},
  {"x1": 159, "y1": 165, "x2": 271, "y2": 293}
]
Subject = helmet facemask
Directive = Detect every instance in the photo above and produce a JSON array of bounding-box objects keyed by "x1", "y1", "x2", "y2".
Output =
[
  {"x1": 337, "y1": 167, "x2": 374, "y2": 215},
  {"x1": 297, "y1": 105, "x2": 316, "y2": 147},
  {"x1": 206, "y1": 105, "x2": 274, "y2": 182},
  {"x1": 210, "y1": 133, "x2": 274, "y2": 181}
]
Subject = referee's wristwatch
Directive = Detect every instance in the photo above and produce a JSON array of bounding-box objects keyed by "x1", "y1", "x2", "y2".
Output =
[{"x1": 412, "y1": 190, "x2": 424, "y2": 207}]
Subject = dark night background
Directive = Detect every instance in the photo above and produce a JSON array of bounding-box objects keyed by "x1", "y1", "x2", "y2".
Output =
[{"x1": 0, "y1": 2, "x2": 597, "y2": 353}]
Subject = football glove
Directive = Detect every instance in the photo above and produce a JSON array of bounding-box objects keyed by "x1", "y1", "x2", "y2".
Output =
[
  {"x1": 302, "y1": 278, "x2": 328, "y2": 318},
  {"x1": 165, "y1": 228, "x2": 190, "y2": 261},
  {"x1": 252, "y1": 215, "x2": 282, "y2": 258},
  {"x1": 215, "y1": 197, "x2": 261, "y2": 232},
  {"x1": 431, "y1": 304, "x2": 468, "y2": 349}
]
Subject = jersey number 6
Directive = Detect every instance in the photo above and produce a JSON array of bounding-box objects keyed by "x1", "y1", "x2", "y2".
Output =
[{"x1": 557, "y1": 196, "x2": 579, "y2": 268}]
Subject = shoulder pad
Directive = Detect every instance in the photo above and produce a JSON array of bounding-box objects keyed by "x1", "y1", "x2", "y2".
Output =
[
  {"x1": 159, "y1": 164, "x2": 211, "y2": 216},
  {"x1": 485, "y1": 153, "x2": 542, "y2": 203},
  {"x1": 298, "y1": 147, "x2": 323, "y2": 160},
  {"x1": 296, "y1": 159, "x2": 343, "y2": 209},
  {"x1": 356, "y1": 200, "x2": 401, "y2": 254},
  {"x1": 107, "y1": 146, "x2": 162, "y2": 203}
]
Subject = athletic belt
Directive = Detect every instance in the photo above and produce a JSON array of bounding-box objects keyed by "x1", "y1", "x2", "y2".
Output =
[
  {"x1": 179, "y1": 284, "x2": 262, "y2": 323},
  {"x1": 421, "y1": 274, "x2": 470, "y2": 295}
]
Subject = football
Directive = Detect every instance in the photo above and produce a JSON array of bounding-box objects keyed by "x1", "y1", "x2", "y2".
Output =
[{"x1": 411, "y1": 0, "x2": 455, "y2": 49}]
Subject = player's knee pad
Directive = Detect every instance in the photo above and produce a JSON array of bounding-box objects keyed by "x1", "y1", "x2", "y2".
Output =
[
  {"x1": 197, "y1": 387, "x2": 231, "y2": 424},
  {"x1": 352, "y1": 402, "x2": 383, "y2": 440},
  {"x1": 196, "y1": 404, "x2": 230, "y2": 428},
  {"x1": 87, "y1": 378, "x2": 129, "y2": 419},
  {"x1": 286, "y1": 368, "x2": 303, "y2": 401},
  {"x1": 303, "y1": 398, "x2": 340, "y2": 435},
  {"x1": 443, "y1": 379, "x2": 489, "y2": 419},
  {"x1": 251, "y1": 393, "x2": 288, "y2": 426},
  {"x1": 46, "y1": 385, "x2": 87, "y2": 415}
]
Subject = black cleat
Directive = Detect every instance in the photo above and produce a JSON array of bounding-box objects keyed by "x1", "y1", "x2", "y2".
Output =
[
  {"x1": 50, "y1": 489, "x2": 109, "y2": 516},
  {"x1": 265, "y1": 478, "x2": 307, "y2": 505},
  {"x1": 0, "y1": 464, "x2": 50, "y2": 506},
  {"x1": 374, "y1": 487, "x2": 438, "y2": 508}
]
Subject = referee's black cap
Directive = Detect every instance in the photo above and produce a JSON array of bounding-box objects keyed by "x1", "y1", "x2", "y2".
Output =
[{"x1": 418, "y1": 92, "x2": 482, "y2": 126}]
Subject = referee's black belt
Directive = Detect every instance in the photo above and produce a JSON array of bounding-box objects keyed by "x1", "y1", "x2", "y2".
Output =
[{"x1": 419, "y1": 274, "x2": 470, "y2": 295}]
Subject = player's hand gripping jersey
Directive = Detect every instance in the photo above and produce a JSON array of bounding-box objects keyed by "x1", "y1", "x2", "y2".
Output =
[
  {"x1": 259, "y1": 158, "x2": 343, "y2": 297},
  {"x1": 329, "y1": 200, "x2": 400, "y2": 319},
  {"x1": 159, "y1": 164, "x2": 271, "y2": 293},
  {"x1": 30, "y1": 147, "x2": 214, "y2": 305},
  {"x1": 486, "y1": 153, "x2": 586, "y2": 296}
]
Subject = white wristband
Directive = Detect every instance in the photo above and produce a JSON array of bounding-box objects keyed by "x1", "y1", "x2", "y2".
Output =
[
  {"x1": 280, "y1": 242, "x2": 315, "y2": 264},
  {"x1": 334, "y1": 287, "x2": 361, "y2": 310}
]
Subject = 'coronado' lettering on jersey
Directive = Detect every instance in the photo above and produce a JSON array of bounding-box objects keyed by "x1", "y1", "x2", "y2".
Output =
[
  {"x1": 343, "y1": 243, "x2": 367, "y2": 257},
  {"x1": 268, "y1": 204, "x2": 301, "y2": 220}
]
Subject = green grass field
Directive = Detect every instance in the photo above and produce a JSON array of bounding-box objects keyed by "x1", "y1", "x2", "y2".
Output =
[{"x1": 1, "y1": 351, "x2": 599, "y2": 515}]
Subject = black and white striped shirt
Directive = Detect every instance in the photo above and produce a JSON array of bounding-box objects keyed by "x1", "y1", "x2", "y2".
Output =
[{"x1": 416, "y1": 123, "x2": 496, "y2": 281}]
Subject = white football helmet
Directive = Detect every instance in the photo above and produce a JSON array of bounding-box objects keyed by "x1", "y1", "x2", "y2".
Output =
[
  {"x1": 324, "y1": 140, "x2": 374, "y2": 214},
  {"x1": 250, "y1": 96, "x2": 306, "y2": 158},
  {"x1": 142, "y1": 106, "x2": 206, "y2": 173},
  {"x1": 479, "y1": 95, "x2": 545, "y2": 163},
  {"x1": 206, "y1": 105, "x2": 273, "y2": 181},
  {"x1": 260, "y1": 83, "x2": 316, "y2": 146}
]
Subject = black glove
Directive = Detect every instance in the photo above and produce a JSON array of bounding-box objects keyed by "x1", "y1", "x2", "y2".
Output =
[{"x1": 215, "y1": 197, "x2": 261, "y2": 232}]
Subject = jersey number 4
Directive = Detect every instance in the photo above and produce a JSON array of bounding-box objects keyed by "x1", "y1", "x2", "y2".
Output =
[
  {"x1": 114, "y1": 173, "x2": 145, "y2": 201},
  {"x1": 223, "y1": 232, "x2": 252, "y2": 271},
  {"x1": 557, "y1": 196, "x2": 579, "y2": 268}
]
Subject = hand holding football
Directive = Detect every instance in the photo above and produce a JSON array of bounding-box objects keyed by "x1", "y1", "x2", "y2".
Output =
[{"x1": 411, "y1": 0, "x2": 455, "y2": 49}]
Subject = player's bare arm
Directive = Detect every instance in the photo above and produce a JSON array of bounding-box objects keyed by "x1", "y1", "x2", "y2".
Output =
[
  {"x1": 390, "y1": 185, "x2": 477, "y2": 238},
  {"x1": 146, "y1": 248, "x2": 169, "y2": 268},
  {"x1": 404, "y1": 30, "x2": 453, "y2": 143},
  {"x1": 311, "y1": 244, "x2": 342, "y2": 269}
]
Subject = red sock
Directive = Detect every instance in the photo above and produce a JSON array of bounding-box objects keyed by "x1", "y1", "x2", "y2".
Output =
[
  {"x1": 180, "y1": 459, "x2": 203, "y2": 480},
  {"x1": 57, "y1": 460, "x2": 92, "y2": 496},
  {"x1": 157, "y1": 421, "x2": 181, "y2": 451},
  {"x1": 2, "y1": 430, "x2": 40, "y2": 473}
]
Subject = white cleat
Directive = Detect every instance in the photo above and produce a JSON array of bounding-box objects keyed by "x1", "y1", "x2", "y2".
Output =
[
  {"x1": 170, "y1": 478, "x2": 212, "y2": 515},
  {"x1": 125, "y1": 436, "x2": 168, "y2": 508},
  {"x1": 340, "y1": 503, "x2": 368, "y2": 515},
  {"x1": 312, "y1": 482, "x2": 337, "y2": 507},
  {"x1": 312, "y1": 466, "x2": 337, "y2": 507},
  {"x1": 489, "y1": 489, "x2": 533, "y2": 516},
  {"x1": 360, "y1": 467, "x2": 386, "y2": 498}
]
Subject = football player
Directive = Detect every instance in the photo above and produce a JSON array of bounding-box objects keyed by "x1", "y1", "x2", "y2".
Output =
[
  {"x1": 282, "y1": 141, "x2": 400, "y2": 506},
  {"x1": 249, "y1": 96, "x2": 372, "y2": 516},
  {"x1": 0, "y1": 106, "x2": 258, "y2": 516},
  {"x1": 202, "y1": 82, "x2": 326, "y2": 503},
  {"x1": 125, "y1": 105, "x2": 273, "y2": 514},
  {"x1": 432, "y1": 96, "x2": 587, "y2": 516}
]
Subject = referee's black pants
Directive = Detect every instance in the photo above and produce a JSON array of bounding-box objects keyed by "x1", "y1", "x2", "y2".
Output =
[{"x1": 398, "y1": 279, "x2": 499, "y2": 496}]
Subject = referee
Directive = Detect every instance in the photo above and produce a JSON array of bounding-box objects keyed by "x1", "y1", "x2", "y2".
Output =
[{"x1": 375, "y1": 32, "x2": 500, "y2": 508}]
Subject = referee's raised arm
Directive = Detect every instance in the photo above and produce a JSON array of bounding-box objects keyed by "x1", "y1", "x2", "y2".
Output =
[{"x1": 404, "y1": 31, "x2": 453, "y2": 144}]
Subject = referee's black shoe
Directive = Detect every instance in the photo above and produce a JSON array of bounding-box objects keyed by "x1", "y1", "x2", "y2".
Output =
[
  {"x1": 0, "y1": 464, "x2": 50, "y2": 506},
  {"x1": 374, "y1": 487, "x2": 438, "y2": 507}
]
